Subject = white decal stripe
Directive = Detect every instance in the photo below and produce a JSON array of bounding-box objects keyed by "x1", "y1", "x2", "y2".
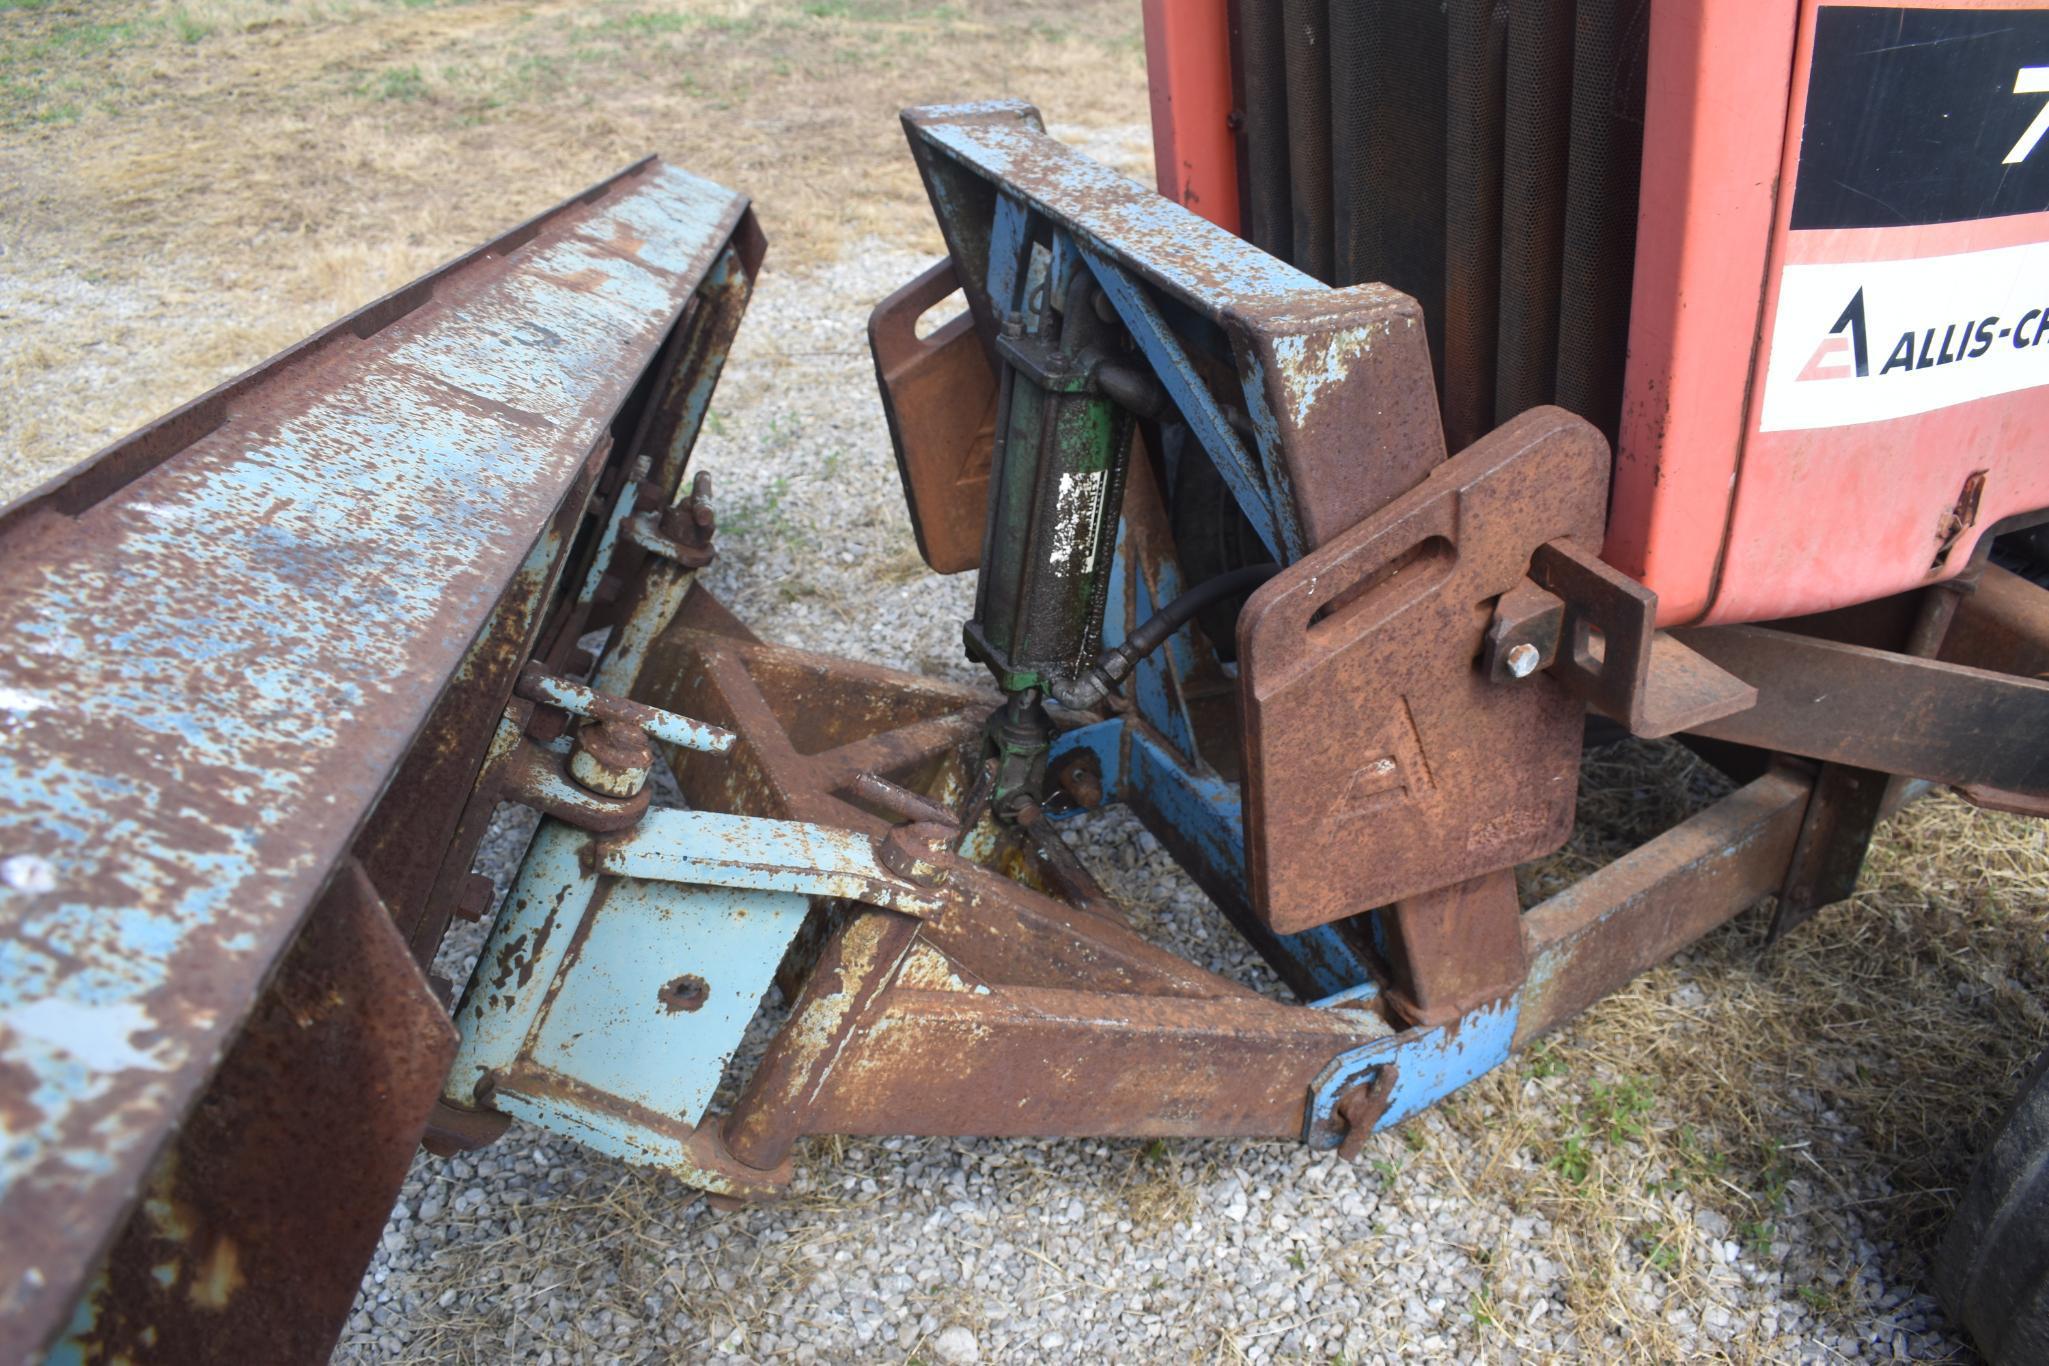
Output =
[{"x1": 1760, "y1": 238, "x2": 2049, "y2": 432}]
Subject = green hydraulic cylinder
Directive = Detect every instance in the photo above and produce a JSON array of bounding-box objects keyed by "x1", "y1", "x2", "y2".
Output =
[{"x1": 964, "y1": 283, "x2": 1137, "y2": 698}]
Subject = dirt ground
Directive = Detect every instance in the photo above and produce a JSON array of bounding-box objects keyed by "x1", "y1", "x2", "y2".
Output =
[
  {"x1": 7, "y1": 1, "x2": 2049, "y2": 1361},
  {"x1": 1, "y1": 0, "x2": 1144, "y2": 498}
]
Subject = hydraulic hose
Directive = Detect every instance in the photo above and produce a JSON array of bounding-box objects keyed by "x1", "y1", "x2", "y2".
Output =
[{"x1": 1049, "y1": 563, "x2": 1279, "y2": 710}]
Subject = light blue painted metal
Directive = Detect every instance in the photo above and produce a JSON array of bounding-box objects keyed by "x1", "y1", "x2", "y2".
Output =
[
  {"x1": 986, "y1": 189, "x2": 1034, "y2": 317},
  {"x1": 1081, "y1": 246, "x2": 1291, "y2": 559},
  {"x1": 591, "y1": 552, "x2": 703, "y2": 698},
  {"x1": 445, "y1": 815, "x2": 810, "y2": 1172},
  {"x1": 1045, "y1": 719, "x2": 1125, "y2": 806},
  {"x1": 1303, "y1": 997, "x2": 1521, "y2": 1149},
  {"x1": 446, "y1": 820, "x2": 602, "y2": 1106},
  {"x1": 1311, "y1": 982, "x2": 1385, "y2": 1012},
  {"x1": 586, "y1": 245, "x2": 753, "y2": 695},
  {"x1": 509, "y1": 880, "x2": 809, "y2": 1154},
  {"x1": 652, "y1": 245, "x2": 750, "y2": 487},
  {"x1": 1040, "y1": 226, "x2": 1085, "y2": 333},
  {"x1": 0, "y1": 156, "x2": 754, "y2": 1355},
  {"x1": 446, "y1": 797, "x2": 949, "y2": 1174},
  {"x1": 1126, "y1": 720, "x2": 1242, "y2": 885},
  {"x1": 491, "y1": 1083, "x2": 713, "y2": 1170},
  {"x1": 1228, "y1": 348, "x2": 1305, "y2": 557},
  {"x1": 518, "y1": 670, "x2": 735, "y2": 754},
  {"x1": 575, "y1": 455, "x2": 652, "y2": 612},
  {"x1": 595, "y1": 809, "x2": 946, "y2": 916},
  {"x1": 1122, "y1": 535, "x2": 1200, "y2": 759}
]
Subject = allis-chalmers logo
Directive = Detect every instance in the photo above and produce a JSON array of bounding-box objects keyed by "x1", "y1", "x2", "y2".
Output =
[
  {"x1": 1796, "y1": 285, "x2": 2049, "y2": 383},
  {"x1": 1763, "y1": 242, "x2": 2049, "y2": 432}
]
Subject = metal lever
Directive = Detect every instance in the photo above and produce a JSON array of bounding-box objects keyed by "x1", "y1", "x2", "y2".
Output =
[{"x1": 516, "y1": 664, "x2": 735, "y2": 755}]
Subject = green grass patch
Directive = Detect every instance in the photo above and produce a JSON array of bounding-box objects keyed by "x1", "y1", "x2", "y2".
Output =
[
  {"x1": 1524, "y1": 1039, "x2": 1568, "y2": 1080},
  {"x1": 11, "y1": 13, "x2": 154, "y2": 62},
  {"x1": 1550, "y1": 1127, "x2": 1593, "y2": 1184},
  {"x1": 602, "y1": 9, "x2": 691, "y2": 34},
  {"x1": 0, "y1": 12, "x2": 158, "y2": 128},
  {"x1": 1641, "y1": 1225, "x2": 1681, "y2": 1276},
  {"x1": 1588, "y1": 1075, "x2": 1656, "y2": 1144},
  {"x1": 723, "y1": 474, "x2": 808, "y2": 547},
  {"x1": 358, "y1": 63, "x2": 427, "y2": 101},
  {"x1": 171, "y1": 10, "x2": 213, "y2": 43}
]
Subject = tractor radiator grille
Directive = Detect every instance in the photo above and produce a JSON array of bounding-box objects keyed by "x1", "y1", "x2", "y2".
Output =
[{"x1": 1236, "y1": 0, "x2": 1650, "y2": 452}]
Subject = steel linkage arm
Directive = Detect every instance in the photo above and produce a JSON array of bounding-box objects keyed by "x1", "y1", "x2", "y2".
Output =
[
  {"x1": 712, "y1": 858, "x2": 1393, "y2": 1180},
  {"x1": 1678, "y1": 625, "x2": 2049, "y2": 795}
]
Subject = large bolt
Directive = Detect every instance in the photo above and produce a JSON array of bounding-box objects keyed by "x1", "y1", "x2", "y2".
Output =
[
  {"x1": 1051, "y1": 753, "x2": 1104, "y2": 809},
  {"x1": 568, "y1": 716, "x2": 654, "y2": 797},
  {"x1": 1504, "y1": 642, "x2": 1542, "y2": 679}
]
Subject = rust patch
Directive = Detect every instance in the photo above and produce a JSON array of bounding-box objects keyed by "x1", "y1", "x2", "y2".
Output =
[
  {"x1": 57, "y1": 864, "x2": 456, "y2": 1362},
  {"x1": 658, "y1": 974, "x2": 710, "y2": 1013}
]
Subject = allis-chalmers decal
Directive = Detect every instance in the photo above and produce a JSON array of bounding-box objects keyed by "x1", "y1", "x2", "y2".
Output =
[
  {"x1": 1762, "y1": 243, "x2": 2049, "y2": 431},
  {"x1": 1764, "y1": 5, "x2": 2049, "y2": 432}
]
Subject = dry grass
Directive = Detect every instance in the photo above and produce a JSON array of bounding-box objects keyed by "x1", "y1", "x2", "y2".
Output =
[
  {"x1": 1446, "y1": 744, "x2": 2049, "y2": 1360},
  {"x1": 0, "y1": 0, "x2": 1147, "y2": 497}
]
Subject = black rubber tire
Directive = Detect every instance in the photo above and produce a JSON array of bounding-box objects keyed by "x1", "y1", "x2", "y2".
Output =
[{"x1": 1938, "y1": 1047, "x2": 2049, "y2": 1364}]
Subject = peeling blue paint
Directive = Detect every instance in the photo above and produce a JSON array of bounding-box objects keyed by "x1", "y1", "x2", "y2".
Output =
[
  {"x1": 0, "y1": 158, "x2": 753, "y2": 1351},
  {"x1": 1304, "y1": 997, "x2": 1520, "y2": 1148},
  {"x1": 1084, "y1": 247, "x2": 1289, "y2": 559}
]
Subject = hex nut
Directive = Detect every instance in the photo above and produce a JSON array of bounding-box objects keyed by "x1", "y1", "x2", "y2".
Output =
[{"x1": 569, "y1": 718, "x2": 654, "y2": 797}]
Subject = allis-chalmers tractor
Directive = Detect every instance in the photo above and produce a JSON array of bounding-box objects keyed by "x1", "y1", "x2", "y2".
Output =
[{"x1": 5, "y1": 0, "x2": 2049, "y2": 1361}]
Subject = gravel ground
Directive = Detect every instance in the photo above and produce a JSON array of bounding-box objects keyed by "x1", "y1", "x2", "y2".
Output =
[
  {"x1": 9, "y1": 7, "x2": 2031, "y2": 1359},
  {"x1": 331, "y1": 195, "x2": 1990, "y2": 1363}
]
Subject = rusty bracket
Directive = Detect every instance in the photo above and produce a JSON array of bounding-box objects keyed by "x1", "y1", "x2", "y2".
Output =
[
  {"x1": 1481, "y1": 579, "x2": 1566, "y2": 683},
  {"x1": 1678, "y1": 624, "x2": 2049, "y2": 794},
  {"x1": 1938, "y1": 562, "x2": 2049, "y2": 814},
  {"x1": 499, "y1": 665, "x2": 739, "y2": 815},
  {"x1": 1528, "y1": 540, "x2": 1757, "y2": 738},
  {"x1": 869, "y1": 257, "x2": 999, "y2": 574},
  {"x1": 493, "y1": 721, "x2": 653, "y2": 831},
  {"x1": 592, "y1": 809, "x2": 951, "y2": 918},
  {"x1": 516, "y1": 663, "x2": 736, "y2": 756},
  {"x1": 620, "y1": 467, "x2": 718, "y2": 569},
  {"x1": 899, "y1": 99, "x2": 1447, "y2": 564},
  {"x1": 1303, "y1": 997, "x2": 1519, "y2": 1151},
  {"x1": 1333, "y1": 1066, "x2": 1400, "y2": 1162},
  {"x1": 441, "y1": 798, "x2": 955, "y2": 1187}
]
